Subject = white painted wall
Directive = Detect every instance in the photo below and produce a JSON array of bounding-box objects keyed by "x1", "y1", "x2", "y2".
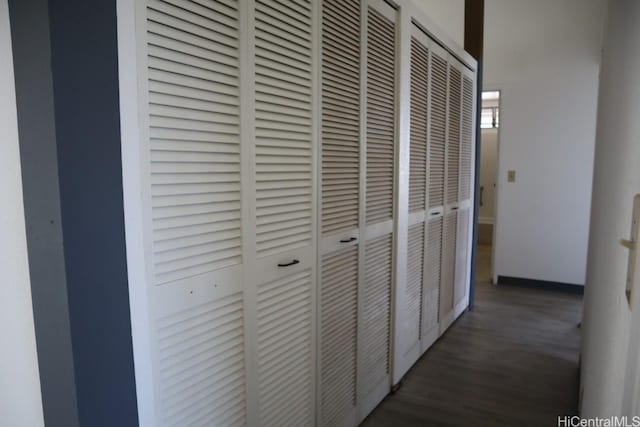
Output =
[
  {"x1": 0, "y1": 0, "x2": 45, "y2": 425},
  {"x1": 581, "y1": 0, "x2": 640, "y2": 416},
  {"x1": 411, "y1": 0, "x2": 464, "y2": 46},
  {"x1": 484, "y1": 0, "x2": 606, "y2": 285},
  {"x1": 479, "y1": 129, "x2": 498, "y2": 224}
]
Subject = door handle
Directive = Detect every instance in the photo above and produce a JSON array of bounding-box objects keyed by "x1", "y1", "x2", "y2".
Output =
[
  {"x1": 480, "y1": 186, "x2": 484, "y2": 207},
  {"x1": 340, "y1": 237, "x2": 357, "y2": 243},
  {"x1": 277, "y1": 259, "x2": 300, "y2": 268}
]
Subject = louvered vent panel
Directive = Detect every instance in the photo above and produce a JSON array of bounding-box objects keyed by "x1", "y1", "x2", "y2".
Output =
[
  {"x1": 409, "y1": 37, "x2": 428, "y2": 213},
  {"x1": 147, "y1": 0, "x2": 242, "y2": 285},
  {"x1": 257, "y1": 270, "x2": 313, "y2": 427},
  {"x1": 428, "y1": 53, "x2": 447, "y2": 208},
  {"x1": 366, "y1": 8, "x2": 396, "y2": 225},
  {"x1": 446, "y1": 66, "x2": 461, "y2": 205},
  {"x1": 157, "y1": 292, "x2": 246, "y2": 427},
  {"x1": 454, "y1": 210, "x2": 470, "y2": 305},
  {"x1": 424, "y1": 217, "x2": 442, "y2": 332},
  {"x1": 405, "y1": 222, "x2": 425, "y2": 351},
  {"x1": 320, "y1": 246, "x2": 358, "y2": 427},
  {"x1": 460, "y1": 76, "x2": 474, "y2": 201},
  {"x1": 362, "y1": 234, "x2": 392, "y2": 395},
  {"x1": 321, "y1": 0, "x2": 361, "y2": 236},
  {"x1": 255, "y1": 0, "x2": 313, "y2": 257},
  {"x1": 440, "y1": 212, "x2": 457, "y2": 317}
]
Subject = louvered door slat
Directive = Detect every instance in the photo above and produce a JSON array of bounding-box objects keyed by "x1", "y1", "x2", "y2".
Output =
[
  {"x1": 322, "y1": 0, "x2": 361, "y2": 236},
  {"x1": 440, "y1": 212, "x2": 457, "y2": 318},
  {"x1": 446, "y1": 66, "x2": 462, "y2": 205},
  {"x1": 362, "y1": 234, "x2": 392, "y2": 395},
  {"x1": 147, "y1": 0, "x2": 242, "y2": 286},
  {"x1": 423, "y1": 217, "x2": 442, "y2": 334},
  {"x1": 460, "y1": 76, "x2": 473, "y2": 201},
  {"x1": 366, "y1": 8, "x2": 395, "y2": 225},
  {"x1": 157, "y1": 292, "x2": 246, "y2": 427},
  {"x1": 320, "y1": 246, "x2": 358, "y2": 427},
  {"x1": 255, "y1": 0, "x2": 313, "y2": 257},
  {"x1": 405, "y1": 223, "x2": 425, "y2": 351},
  {"x1": 257, "y1": 270, "x2": 313, "y2": 427},
  {"x1": 409, "y1": 37, "x2": 428, "y2": 213},
  {"x1": 428, "y1": 52, "x2": 447, "y2": 209}
]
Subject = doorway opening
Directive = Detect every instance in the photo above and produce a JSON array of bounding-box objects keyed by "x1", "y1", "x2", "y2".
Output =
[{"x1": 476, "y1": 90, "x2": 500, "y2": 284}]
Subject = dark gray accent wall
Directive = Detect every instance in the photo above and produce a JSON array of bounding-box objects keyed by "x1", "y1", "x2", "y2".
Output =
[
  {"x1": 46, "y1": 0, "x2": 139, "y2": 425},
  {"x1": 8, "y1": 0, "x2": 79, "y2": 425},
  {"x1": 9, "y1": 0, "x2": 139, "y2": 425}
]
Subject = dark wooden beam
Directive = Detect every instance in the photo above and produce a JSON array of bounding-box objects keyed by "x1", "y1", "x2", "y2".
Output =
[
  {"x1": 465, "y1": 0, "x2": 484, "y2": 310},
  {"x1": 465, "y1": 0, "x2": 484, "y2": 61}
]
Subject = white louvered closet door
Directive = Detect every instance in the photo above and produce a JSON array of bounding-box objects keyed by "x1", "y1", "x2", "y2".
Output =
[
  {"x1": 358, "y1": 0, "x2": 396, "y2": 420},
  {"x1": 319, "y1": 0, "x2": 361, "y2": 425},
  {"x1": 453, "y1": 68, "x2": 476, "y2": 310},
  {"x1": 141, "y1": 0, "x2": 247, "y2": 425},
  {"x1": 439, "y1": 56, "x2": 463, "y2": 330},
  {"x1": 128, "y1": 0, "x2": 478, "y2": 425},
  {"x1": 397, "y1": 26, "x2": 430, "y2": 378},
  {"x1": 425, "y1": 43, "x2": 448, "y2": 341},
  {"x1": 138, "y1": 0, "x2": 318, "y2": 425},
  {"x1": 251, "y1": 0, "x2": 317, "y2": 426}
]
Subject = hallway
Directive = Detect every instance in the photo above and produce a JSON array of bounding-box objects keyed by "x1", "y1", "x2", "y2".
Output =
[{"x1": 363, "y1": 281, "x2": 583, "y2": 426}]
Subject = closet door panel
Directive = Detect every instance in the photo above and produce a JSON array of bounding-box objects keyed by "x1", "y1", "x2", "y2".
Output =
[
  {"x1": 446, "y1": 64, "x2": 462, "y2": 207},
  {"x1": 405, "y1": 222, "x2": 425, "y2": 351},
  {"x1": 453, "y1": 71, "x2": 475, "y2": 311},
  {"x1": 142, "y1": 1, "x2": 248, "y2": 425},
  {"x1": 147, "y1": 0, "x2": 243, "y2": 286},
  {"x1": 358, "y1": 2, "x2": 396, "y2": 419},
  {"x1": 319, "y1": 1, "x2": 361, "y2": 426},
  {"x1": 153, "y1": 283, "x2": 246, "y2": 427},
  {"x1": 409, "y1": 36, "x2": 428, "y2": 214},
  {"x1": 321, "y1": 0, "x2": 361, "y2": 240},
  {"x1": 361, "y1": 234, "x2": 393, "y2": 397},
  {"x1": 320, "y1": 246, "x2": 359, "y2": 427},
  {"x1": 254, "y1": 0, "x2": 313, "y2": 259},
  {"x1": 460, "y1": 75, "x2": 474, "y2": 202},
  {"x1": 252, "y1": 1, "x2": 316, "y2": 425},
  {"x1": 257, "y1": 269, "x2": 314, "y2": 427},
  {"x1": 439, "y1": 211, "x2": 457, "y2": 328},
  {"x1": 425, "y1": 43, "x2": 449, "y2": 342},
  {"x1": 422, "y1": 216, "x2": 442, "y2": 339},
  {"x1": 454, "y1": 208, "x2": 471, "y2": 307},
  {"x1": 428, "y1": 49, "x2": 447, "y2": 211},
  {"x1": 365, "y1": 5, "x2": 396, "y2": 227},
  {"x1": 402, "y1": 28, "x2": 432, "y2": 370}
]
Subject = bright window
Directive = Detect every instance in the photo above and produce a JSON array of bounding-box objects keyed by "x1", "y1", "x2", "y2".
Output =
[
  {"x1": 481, "y1": 107, "x2": 499, "y2": 129},
  {"x1": 481, "y1": 91, "x2": 500, "y2": 129}
]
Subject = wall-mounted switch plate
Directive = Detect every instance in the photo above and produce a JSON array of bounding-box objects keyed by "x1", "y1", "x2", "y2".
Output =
[{"x1": 507, "y1": 170, "x2": 516, "y2": 183}]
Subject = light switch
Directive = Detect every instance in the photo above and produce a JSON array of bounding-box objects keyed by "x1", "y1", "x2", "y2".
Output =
[{"x1": 507, "y1": 170, "x2": 516, "y2": 183}]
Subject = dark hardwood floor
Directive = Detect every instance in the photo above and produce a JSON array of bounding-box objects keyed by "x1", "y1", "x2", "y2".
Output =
[{"x1": 363, "y1": 275, "x2": 583, "y2": 427}]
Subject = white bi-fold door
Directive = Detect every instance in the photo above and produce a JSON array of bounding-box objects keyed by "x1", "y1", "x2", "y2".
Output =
[
  {"x1": 119, "y1": 1, "x2": 477, "y2": 426},
  {"x1": 318, "y1": 0, "x2": 360, "y2": 425},
  {"x1": 123, "y1": 0, "x2": 318, "y2": 425},
  {"x1": 440, "y1": 57, "x2": 476, "y2": 332},
  {"x1": 318, "y1": 0, "x2": 396, "y2": 425},
  {"x1": 395, "y1": 24, "x2": 477, "y2": 379}
]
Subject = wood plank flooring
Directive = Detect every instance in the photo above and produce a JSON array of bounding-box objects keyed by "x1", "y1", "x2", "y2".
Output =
[{"x1": 362, "y1": 263, "x2": 583, "y2": 426}]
